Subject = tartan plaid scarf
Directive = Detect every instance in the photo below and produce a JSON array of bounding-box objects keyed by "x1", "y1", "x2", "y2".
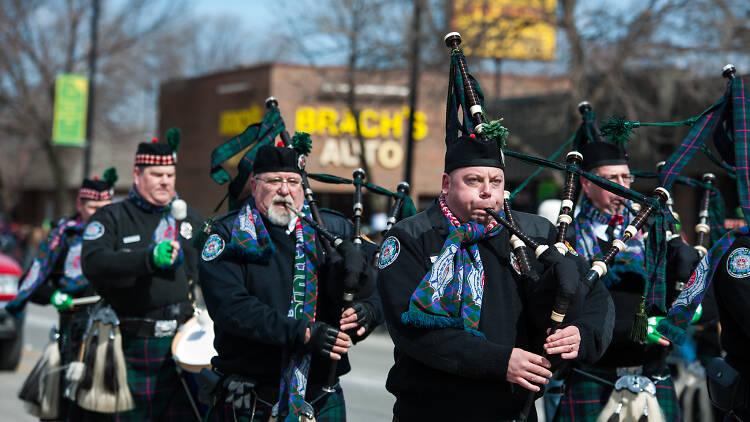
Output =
[
  {"x1": 658, "y1": 225, "x2": 750, "y2": 345},
  {"x1": 229, "y1": 201, "x2": 319, "y2": 420},
  {"x1": 574, "y1": 197, "x2": 647, "y2": 290},
  {"x1": 227, "y1": 200, "x2": 275, "y2": 262},
  {"x1": 574, "y1": 196, "x2": 669, "y2": 312},
  {"x1": 400, "y1": 195, "x2": 501, "y2": 336},
  {"x1": 129, "y1": 188, "x2": 184, "y2": 268},
  {"x1": 5, "y1": 218, "x2": 86, "y2": 317}
]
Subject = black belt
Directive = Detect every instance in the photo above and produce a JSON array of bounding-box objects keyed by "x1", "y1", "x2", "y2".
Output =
[
  {"x1": 119, "y1": 318, "x2": 178, "y2": 337},
  {"x1": 118, "y1": 302, "x2": 193, "y2": 337},
  {"x1": 115, "y1": 300, "x2": 193, "y2": 320}
]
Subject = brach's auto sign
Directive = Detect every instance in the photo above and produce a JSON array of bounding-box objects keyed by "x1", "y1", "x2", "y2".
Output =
[{"x1": 295, "y1": 106, "x2": 428, "y2": 170}]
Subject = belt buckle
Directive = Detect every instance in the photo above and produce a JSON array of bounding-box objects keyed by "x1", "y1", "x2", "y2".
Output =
[{"x1": 154, "y1": 319, "x2": 177, "y2": 337}]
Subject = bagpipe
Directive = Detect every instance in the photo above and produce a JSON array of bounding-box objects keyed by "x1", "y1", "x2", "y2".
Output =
[
  {"x1": 204, "y1": 95, "x2": 417, "y2": 392},
  {"x1": 501, "y1": 63, "x2": 748, "y2": 420}
]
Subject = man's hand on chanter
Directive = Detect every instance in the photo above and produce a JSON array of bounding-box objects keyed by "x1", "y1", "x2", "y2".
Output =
[
  {"x1": 506, "y1": 348, "x2": 552, "y2": 392},
  {"x1": 543, "y1": 325, "x2": 581, "y2": 359}
]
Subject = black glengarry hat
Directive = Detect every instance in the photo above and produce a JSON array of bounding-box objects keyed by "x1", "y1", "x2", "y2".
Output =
[
  {"x1": 253, "y1": 144, "x2": 303, "y2": 175},
  {"x1": 135, "y1": 128, "x2": 180, "y2": 166},
  {"x1": 580, "y1": 141, "x2": 628, "y2": 171},
  {"x1": 79, "y1": 167, "x2": 117, "y2": 201},
  {"x1": 444, "y1": 134, "x2": 505, "y2": 174}
]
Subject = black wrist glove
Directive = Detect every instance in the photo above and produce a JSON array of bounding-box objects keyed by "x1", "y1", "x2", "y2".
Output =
[
  {"x1": 337, "y1": 240, "x2": 367, "y2": 291},
  {"x1": 667, "y1": 237, "x2": 700, "y2": 281},
  {"x1": 307, "y1": 321, "x2": 339, "y2": 358},
  {"x1": 351, "y1": 301, "x2": 374, "y2": 333},
  {"x1": 538, "y1": 248, "x2": 579, "y2": 298}
]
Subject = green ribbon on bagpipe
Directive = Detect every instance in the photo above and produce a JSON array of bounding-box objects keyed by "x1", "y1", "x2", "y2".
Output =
[{"x1": 307, "y1": 173, "x2": 417, "y2": 219}]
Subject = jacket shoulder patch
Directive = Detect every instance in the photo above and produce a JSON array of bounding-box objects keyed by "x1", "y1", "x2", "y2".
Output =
[
  {"x1": 727, "y1": 247, "x2": 750, "y2": 278},
  {"x1": 378, "y1": 236, "x2": 400, "y2": 269},
  {"x1": 83, "y1": 221, "x2": 105, "y2": 240},
  {"x1": 202, "y1": 234, "x2": 225, "y2": 261}
]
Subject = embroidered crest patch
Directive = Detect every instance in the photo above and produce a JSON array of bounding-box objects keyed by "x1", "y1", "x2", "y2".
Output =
[
  {"x1": 180, "y1": 222, "x2": 193, "y2": 240},
  {"x1": 727, "y1": 247, "x2": 750, "y2": 278},
  {"x1": 201, "y1": 234, "x2": 225, "y2": 261},
  {"x1": 509, "y1": 251, "x2": 522, "y2": 275},
  {"x1": 83, "y1": 221, "x2": 105, "y2": 240},
  {"x1": 378, "y1": 236, "x2": 400, "y2": 269}
]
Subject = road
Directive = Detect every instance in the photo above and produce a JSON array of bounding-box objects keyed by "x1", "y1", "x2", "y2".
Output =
[
  {"x1": 1, "y1": 305, "x2": 547, "y2": 421},
  {"x1": 0, "y1": 304, "x2": 396, "y2": 421}
]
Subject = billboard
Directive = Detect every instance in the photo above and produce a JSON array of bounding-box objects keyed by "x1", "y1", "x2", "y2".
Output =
[{"x1": 451, "y1": 0, "x2": 557, "y2": 61}]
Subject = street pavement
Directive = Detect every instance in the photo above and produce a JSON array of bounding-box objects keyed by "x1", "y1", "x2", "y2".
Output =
[
  {"x1": 1, "y1": 305, "x2": 546, "y2": 421},
  {"x1": 0, "y1": 304, "x2": 397, "y2": 421}
]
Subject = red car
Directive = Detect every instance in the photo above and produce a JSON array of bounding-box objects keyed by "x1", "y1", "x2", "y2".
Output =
[{"x1": 0, "y1": 252, "x2": 23, "y2": 370}]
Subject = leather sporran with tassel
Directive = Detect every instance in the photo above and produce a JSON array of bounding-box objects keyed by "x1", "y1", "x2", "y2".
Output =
[
  {"x1": 18, "y1": 329, "x2": 61, "y2": 419},
  {"x1": 596, "y1": 375, "x2": 665, "y2": 422},
  {"x1": 74, "y1": 305, "x2": 134, "y2": 413}
]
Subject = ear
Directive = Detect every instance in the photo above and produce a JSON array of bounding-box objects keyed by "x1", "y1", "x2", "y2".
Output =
[
  {"x1": 580, "y1": 177, "x2": 592, "y2": 196},
  {"x1": 132, "y1": 166, "x2": 140, "y2": 186},
  {"x1": 441, "y1": 173, "x2": 451, "y2": 196},
  {"x1": 250, "y1": 176, "x2": 258, "y2": 196}
]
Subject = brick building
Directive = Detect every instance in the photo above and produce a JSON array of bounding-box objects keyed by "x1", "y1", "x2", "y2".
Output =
[{"x1": 158, "y1": 62, "x2": 571, "y2": 219}]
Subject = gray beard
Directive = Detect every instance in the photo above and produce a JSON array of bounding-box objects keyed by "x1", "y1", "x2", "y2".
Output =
[
  {"x1": 266, "y1": 195, "x2": 295, "y2": 226},
  {"x1": 267, "y1": 206, "x2": 293, "y2": 226}
]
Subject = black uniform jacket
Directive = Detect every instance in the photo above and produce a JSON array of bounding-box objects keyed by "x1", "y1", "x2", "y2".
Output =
[
  {"x1": 378, "y1": 202, "x2": 614, "y2": 421},
  {"x1": 81, "y1": 198, "x2": 203, "y2": 318},
  {"x1": 712, "y1": 233, "x2": 750, "y2": 377},
  {"x1": 198, "y1": 209, "x2": 383, "y2": 403}
]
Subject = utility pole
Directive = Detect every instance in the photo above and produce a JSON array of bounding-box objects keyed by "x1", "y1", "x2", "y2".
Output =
[
  {"x1": 403, "y1": 0, "x2": 422, "y2": 186},
  {"x1": 83, "y1": 0, "x2": 100, "y2": 178}
]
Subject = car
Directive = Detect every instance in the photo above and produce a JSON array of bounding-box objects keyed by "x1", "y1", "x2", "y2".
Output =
[{"x1": 0, "y1": 252, "x2": 23, "y2": 370}]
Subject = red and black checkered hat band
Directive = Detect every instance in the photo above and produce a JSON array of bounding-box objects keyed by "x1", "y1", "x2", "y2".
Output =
[
  {"x1": 78, "y1": 188, "x2": 113, "y2": 201},
  {"x1": 134, "y1": 153, "x2": 177, "y2": 166}
]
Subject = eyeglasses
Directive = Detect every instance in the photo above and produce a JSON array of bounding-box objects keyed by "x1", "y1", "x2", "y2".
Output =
[
  {"x1": 597, "y1": 173, "x2": 635, "y2": 184},
  {"x1": 254, "y1": 176, "x2": 302, "y2": 188}
]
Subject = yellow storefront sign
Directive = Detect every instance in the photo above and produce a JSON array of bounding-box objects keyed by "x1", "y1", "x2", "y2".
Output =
[
  {"x1": 452, "y1": 0, "x2": 557, "y2": 61},
  {"x1": 295, "y1": 106, "x2": 427, "y2": 140},
  {"x1": 217, "y1": 105, "x2": 428, "y2": 170}
]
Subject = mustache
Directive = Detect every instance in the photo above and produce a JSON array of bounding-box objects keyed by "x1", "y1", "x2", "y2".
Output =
[{"x1": 272, "y1": 194, "x2": 294, "y2": 207}]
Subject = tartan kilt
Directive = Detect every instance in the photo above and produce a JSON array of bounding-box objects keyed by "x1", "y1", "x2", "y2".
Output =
[
  {"x1": 552, "y1": 370, "x2": 681, "y2": 422},
  {"x1": 203, "y1": 384, "x2": 346, "y2": 422},
  {"x1": 68, "y1": 333, "x2": 194, "y2": 422}
]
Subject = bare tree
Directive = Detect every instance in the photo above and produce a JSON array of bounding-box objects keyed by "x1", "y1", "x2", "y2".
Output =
[{"x1": 0, "y1": 0, "x2": 261, "y2": 219}]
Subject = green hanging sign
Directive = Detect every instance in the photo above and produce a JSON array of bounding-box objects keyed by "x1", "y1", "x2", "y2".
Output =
[{"x1": 52, "y1": 74, "x2": 89, "y2": 146}]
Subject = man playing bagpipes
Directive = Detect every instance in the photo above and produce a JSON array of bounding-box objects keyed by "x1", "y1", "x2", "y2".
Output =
[
  {"x1": 375, "y1": 32, "x2": 615, "y2": 422},
  {"x1": 198, "y1": 138, "x2": 383, "y2": 422},
  {"x1": 79, "y1": 131, "x2": 205, "y2": 420},
  {"x1": 7, "y1": 172, "x2": 116, "y2": 420},
  {"x1": 552, "y1": 140, "x2": 701, "y2": 422}
]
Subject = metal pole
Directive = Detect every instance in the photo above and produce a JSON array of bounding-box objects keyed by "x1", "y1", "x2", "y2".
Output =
[
  {"x1": 83, "y1": 0, "x2": 100, "y2": 178},
  {"x1": 403, "y1": 0, "x2": 422, "y2": 186}
]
